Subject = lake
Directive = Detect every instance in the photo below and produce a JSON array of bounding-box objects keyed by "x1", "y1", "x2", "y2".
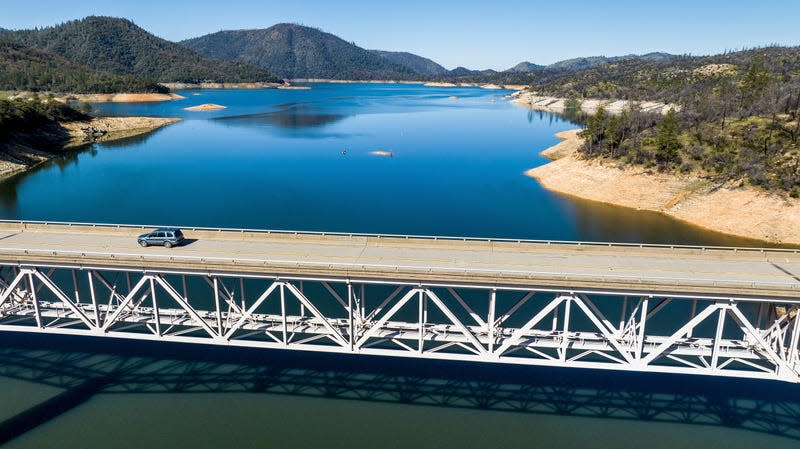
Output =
[
  {"x1": 0, "y1": 83, "x2": 793, "y2": 448},
  {"x1": 0, "y1": 83, "x2": 759, "y2": 244}
]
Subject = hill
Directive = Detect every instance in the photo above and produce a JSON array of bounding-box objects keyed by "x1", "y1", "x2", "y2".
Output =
[
  {"x1": 8, "y1": 16, "x2": 279, "y2": 84},
  {"x1": 0, "y1": 39, "x2": 165, "y2": 93},
  {"x1": 546, "y1": 52, "x2": 675, "y2": 71},
  {"x1": 507, "y1": 61, "x2": 544, "y2": 73},
  {"x1": 181, "y1": 23, "x2": 416, "y2": 80},
  {"x1": 369, "y1": 50, "x2": 448, "y2": 75},
  {"x1": 524, "y1": 46, "x2": 800, "y2": 194}
]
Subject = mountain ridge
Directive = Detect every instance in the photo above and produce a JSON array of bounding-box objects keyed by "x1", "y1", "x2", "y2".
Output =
[
  {"x1": 181, "y1": 23, "x2": 417, "y2": 80},
  {"x1": 7, "y1": 16, "x2": 280, "y2": 84}
]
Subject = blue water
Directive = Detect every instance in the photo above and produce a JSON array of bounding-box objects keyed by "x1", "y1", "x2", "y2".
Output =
[{"x1": 0, "y1": 83, "x2": 755, "y2": 245}]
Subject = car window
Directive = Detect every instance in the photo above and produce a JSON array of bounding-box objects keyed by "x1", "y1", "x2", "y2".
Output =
[
  {"x1": 175, "y1": 230, "x2": 183, "y2": 238},
  {"x1": 166, "y1": 232, "x2": 174, "y2": 238},
  {"x1": 156, "y1": 232, "x2": 166, "y2": 238}
]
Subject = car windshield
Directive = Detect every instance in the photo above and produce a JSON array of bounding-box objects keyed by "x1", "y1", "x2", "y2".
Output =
[{"x1": 175, "y1": 231, "x2": 183, "y2": 237}]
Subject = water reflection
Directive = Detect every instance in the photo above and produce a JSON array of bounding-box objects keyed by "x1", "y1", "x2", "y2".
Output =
[
  {"x1": 0, "y1": 333, "x2": 798, "y2": 445},
  {"x1": 217, "y1": 104, "x2": 347, "y2": 130}
]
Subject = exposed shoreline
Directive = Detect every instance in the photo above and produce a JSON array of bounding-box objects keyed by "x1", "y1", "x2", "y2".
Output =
[
  {"x1": 161, "y1": 82, "x2": 284, "y2": 90},
  {"x1": 526, "y1": 130, "x2": 800, "y2": 246},
  {"x1": 289, "y1": 79, "x2": 528, "y2": 90},
  {"x1": 9, "y1": 92, "x2": 185, "y2": 104},
  {"x1": 512, "y1": 92, "x2": 677, "y2": 115},
  {"x1": 0, "y1": 117, "x2": 181, "y2": 180},
  {"x1": 73, "y1": 93, "x2": 185, "y2": 103}
]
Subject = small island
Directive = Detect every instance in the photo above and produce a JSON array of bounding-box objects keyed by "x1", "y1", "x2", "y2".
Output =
[{"x1": 184, "y1": 103, "x2": 227, "y2": 111}]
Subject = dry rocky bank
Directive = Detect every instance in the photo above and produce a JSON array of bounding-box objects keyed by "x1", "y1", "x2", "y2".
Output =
[
  {"x1": 0, "y1": 117, "x2": 181, "y2": 179},
  {"x1": 526, "y1": 129, "x2": 800, "y2": 245}
]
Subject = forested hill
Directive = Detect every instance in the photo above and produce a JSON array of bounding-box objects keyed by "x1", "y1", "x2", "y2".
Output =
[
  {"x1": 0, "y1": 40, "x2": 166, "y2": 93},
  {"x1": 7, "y1": 16, "x2": 280, "y2": 84},
  {"x1": 180, "y1": 24, "x2": 417, "y2": 80},
  {"x1": 522, "y1": 46, "x2": 800, "y2": 195},
  {"x1": 368, "y1": 50, "x2": 448, "y2": 75}
]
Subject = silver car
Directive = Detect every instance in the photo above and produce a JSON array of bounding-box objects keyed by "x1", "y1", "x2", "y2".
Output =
[{"x1": 137, "y1": 228, "x2": 185, "y2": 248}]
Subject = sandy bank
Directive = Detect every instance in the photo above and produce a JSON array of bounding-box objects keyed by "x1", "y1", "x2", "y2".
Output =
[
  {"x1": 423, "y1": 82, "x2": 524, "y2": 90},
  {"x1": 10, "y1": 92, "x2": 185, "y2": 104},
  {"x1": 540, "y1": 129, "x2": 584, "y2": 160},
  {"x1": 526, "y1": 131, "x2": 800, "y2": 245},
  {"x1": 184, "y1": 104, "x2": 226, "y2": 111},
  {"x1": 0, "y1": 117, "x2": 181, "y2": 179},
  {"x1": 75, "y1": 93, "x2": 185, "y2": 103},
  {"x1": 513, "y1": 93, "x2": 677, "y2": 115},
  {"x1": 291, "y1": 79, "x2": 424, "y2": 84},
  {"x1": 161, "y1": 82, "x2": 283, "y2": 90}
]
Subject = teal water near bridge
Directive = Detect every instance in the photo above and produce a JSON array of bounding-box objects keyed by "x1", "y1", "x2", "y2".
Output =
[{"x1": 0, "y1": 84, "x2": 793, "y2": 448}]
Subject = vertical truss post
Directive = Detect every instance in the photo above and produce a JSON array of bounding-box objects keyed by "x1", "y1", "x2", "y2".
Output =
[
  {"x1": 560, "y1": 296, "x2": 572, "y2": 362},
  {"x1": 488, "y1": 290, "x2": 496, "y2": 353},
  {"x1": 239, "y1": 278, "x2": 245, "y2": 301},
  {"x1": 360, "y1": 283, "x2": 366, "y2": 319},
  {"x1": 299, "y1": 281, "x2": 305, "y2": 318},
  {"x1": 619, "y1": 296, "x2": 628, "y2": 336},
  {"x1": 213, "y1": 277, "x2": 223, "y2": 336},
  {"x1": 27, "y1": 271, "x2": 41, "y2": 328},
  {"x1": 71, "y1": 270, "x2": 81, "y2": 305},
  {"x1": 86, "y1": 271, "x2": 100, "y2": 327},
  {"x1": 636, "y1": 297, "x2": 650, "y2": 361},
  {"x1": 280, "y1": 283, "x2": 287, "y2": 345},
  {"x1": 711, "y1": 307, "x2": 726, "y2": 370},
  {"x1": 150, "y1": 277, "x2": 161, "y2": 337},
  {"x1": 348, "y1": 281, "x2": 354, "y2": 351},
  {"x1": 181, "y1": 275, "x2": 188, "y2": 300},
  {"x1": 418, "y1": 289, "x2": 424, "y2": 353}
]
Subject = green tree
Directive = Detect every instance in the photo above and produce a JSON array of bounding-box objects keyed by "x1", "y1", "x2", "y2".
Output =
[
  {"x1": 584, "y1": 106, "x2": 608, "y2": 155},
  {"x1": 656, "y1": 108, "x2": 682, "y2": 164},
  {"x1": 740, "y1": 56, "x2": 771, "y2": 109}
]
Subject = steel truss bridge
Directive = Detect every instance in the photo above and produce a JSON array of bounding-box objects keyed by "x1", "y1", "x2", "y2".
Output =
[{"x1": 0, "y1": 221, "x2": 799, "y2": 382}]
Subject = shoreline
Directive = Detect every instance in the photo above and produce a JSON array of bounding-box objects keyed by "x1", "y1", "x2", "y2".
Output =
[
  {"x1": 289, "y1": 79, "x2": 528, "y2": 90},
  {"x1": 9, "y1": 92, "x2": 186, "y2": 104},
  {"x1": 526, "y1": 130, "x2": 800, "y2": 246},
  {"x1": 512, "y1": 92, "x2": 677, "y2": 115},
  {"x1": 161, "y1": 82, "x2": 284, "y2": 90},
  {"x1": 0, "y1": 117, "x2": 181, "y2": 180}
]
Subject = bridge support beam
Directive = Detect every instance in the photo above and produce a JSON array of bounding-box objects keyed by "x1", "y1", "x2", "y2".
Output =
[{"x1": 0, "y1": 263, "x2": 798, "y2": 382}]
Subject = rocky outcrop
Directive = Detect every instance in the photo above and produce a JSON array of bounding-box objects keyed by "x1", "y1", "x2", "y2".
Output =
[{"x1": 512, "y1": 92, "x2": 678, "y2": 115}]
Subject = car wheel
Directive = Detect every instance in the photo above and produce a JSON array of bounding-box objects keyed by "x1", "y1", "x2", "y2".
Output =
[
  {"x1": 164, "y1": 241, "x2": 173, "y2": 248},
  {"x1": 139, "y1": 240, "x2": 148, "y2": 247}
]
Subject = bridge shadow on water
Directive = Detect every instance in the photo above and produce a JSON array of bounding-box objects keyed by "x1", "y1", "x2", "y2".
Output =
[{"x1": 0, "y1": 332, "x2": 798, "y2": 444}]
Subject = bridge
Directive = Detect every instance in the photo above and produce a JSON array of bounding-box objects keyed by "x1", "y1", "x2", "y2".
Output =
[{"x1": 0, "y1": 220, "x2": 798, "y2": 382}]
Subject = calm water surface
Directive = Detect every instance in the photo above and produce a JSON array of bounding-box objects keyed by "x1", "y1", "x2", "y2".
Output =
[
  {"x1": 0, "y1": 84, "x2": 793, "y2": 448},
  {"x1": 0, "y1": 83, "x2": 760, "y2": 244}
]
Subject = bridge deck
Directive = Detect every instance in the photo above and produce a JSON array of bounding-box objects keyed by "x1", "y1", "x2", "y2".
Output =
[{"x1": 0, "y1": 222, "x2": 797, "y2": 299}]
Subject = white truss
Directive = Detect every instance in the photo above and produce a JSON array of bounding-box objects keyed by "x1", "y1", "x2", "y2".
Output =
[{"x1": 0, "y1": 263, "x2": 798, "y2": 382}]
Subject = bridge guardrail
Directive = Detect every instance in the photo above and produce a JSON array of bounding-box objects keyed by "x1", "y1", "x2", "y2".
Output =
[{"x1": 0, "y1": 219, "x2": 797, "y2": 254}]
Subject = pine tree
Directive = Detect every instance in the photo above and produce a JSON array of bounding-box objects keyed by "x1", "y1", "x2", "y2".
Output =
[{"x1": 656, "y1": 108, "x2": 682, "y2": 164}]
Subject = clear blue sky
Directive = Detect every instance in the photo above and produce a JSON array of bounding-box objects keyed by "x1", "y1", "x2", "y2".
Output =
[{"x1": 2, "y1": 0, "x2": 799, "y2": 70}]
